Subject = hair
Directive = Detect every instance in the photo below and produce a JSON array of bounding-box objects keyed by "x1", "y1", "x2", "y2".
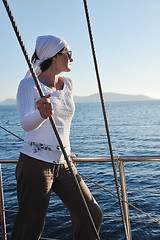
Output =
[
  {"x1": 31, "y1": 50, "x2": 39, "y2": 63},
  {"x1": 31, "y1": 47, "x2": 65, "y2": 72}
]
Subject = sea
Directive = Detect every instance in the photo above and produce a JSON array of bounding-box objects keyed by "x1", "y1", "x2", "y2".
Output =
[{"x1": 0, "y1": 100, "x2": 160, "y2": 240}]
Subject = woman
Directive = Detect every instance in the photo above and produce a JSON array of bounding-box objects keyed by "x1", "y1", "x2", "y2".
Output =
[{"x1": 11, "y1": 35, "x2": 103, "y2": 240}]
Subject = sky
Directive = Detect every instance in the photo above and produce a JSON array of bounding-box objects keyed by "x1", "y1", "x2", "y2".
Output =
[{"x1": 0, "y1": 0, "x2": 160, "y2": 102}]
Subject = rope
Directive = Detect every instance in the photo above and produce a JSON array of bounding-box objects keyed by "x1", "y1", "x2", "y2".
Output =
[
  {"x1": 1, "y1": 1, "x2": 100, "y2": 239},
  {"x1": 82, "y1": 0, "x2": 129, "y2": 239},
  {"x1": 0, "y1": 126, "x2": 24, "y2": 141},
  {"x1": 90, "y1": 188, "x2": 160, "y2": 194}
]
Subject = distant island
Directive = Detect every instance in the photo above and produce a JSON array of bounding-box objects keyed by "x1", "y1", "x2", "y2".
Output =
[
  {"x1": 0, "y1": 92, "x2": 158, "y2": 105},
  {"x1": 73, "y1": 92, "x2": 157, "y2": 103},
  {"x1": 0, "y1": 98, "x2": 17, "y2": 105}
]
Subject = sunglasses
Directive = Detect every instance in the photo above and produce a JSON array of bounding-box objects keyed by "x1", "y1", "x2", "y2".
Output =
[{"x1": 59, "y1": 50, "x2": 72, "y2": 60}]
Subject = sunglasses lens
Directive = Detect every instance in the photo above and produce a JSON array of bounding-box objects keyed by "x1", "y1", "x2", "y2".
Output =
[
  {"x1": 67, "y1": 51, "x2": 72, "y2": 59},
  {"x1": 59, "y1": 50, "x2": 72, "y2": 59}
]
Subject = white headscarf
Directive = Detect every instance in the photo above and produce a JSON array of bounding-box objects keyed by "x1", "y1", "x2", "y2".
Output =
[{"x1": 25, "y1": 35, "x2": 68, "y2": 78}]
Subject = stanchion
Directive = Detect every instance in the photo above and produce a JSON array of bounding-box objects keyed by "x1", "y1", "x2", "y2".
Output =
[
  {"x1": 0, "y1": 164, "x2": 7, "y2": 240},
  {"x1": 119, "y1": 160, "x2": 132, "y2": 240}
]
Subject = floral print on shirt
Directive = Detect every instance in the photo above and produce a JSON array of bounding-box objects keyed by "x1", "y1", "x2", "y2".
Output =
[{"x1": 30, "y1": 142, "x2": 60, "y2": 153}]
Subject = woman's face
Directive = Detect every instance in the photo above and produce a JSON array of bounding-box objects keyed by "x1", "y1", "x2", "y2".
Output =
[{"x1": 56, "y1": 47, "x2": 73, "y2": 73}]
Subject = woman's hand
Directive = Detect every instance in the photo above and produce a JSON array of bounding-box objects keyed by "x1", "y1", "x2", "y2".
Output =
[
  {"x1": 70, "y1": 153, "x2": 76, "y2": 166},
  {"x1": 36, "y1": 94, "x2": 54, "y2": 119}
]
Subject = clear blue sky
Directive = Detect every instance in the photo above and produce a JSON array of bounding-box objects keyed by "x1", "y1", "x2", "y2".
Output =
[{"x1": 0, "y1": 0, "x2": 160, "y2": 102}]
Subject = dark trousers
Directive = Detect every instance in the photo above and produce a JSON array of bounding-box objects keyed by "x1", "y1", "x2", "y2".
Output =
[{"x1": 11, "y1": 153, "x2": 103, "y2": 240}]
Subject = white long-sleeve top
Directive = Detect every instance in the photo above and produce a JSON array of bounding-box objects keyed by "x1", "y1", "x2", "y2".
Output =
[{"x1": 16, "y1": 76, "x2": 75, "y2": 164}]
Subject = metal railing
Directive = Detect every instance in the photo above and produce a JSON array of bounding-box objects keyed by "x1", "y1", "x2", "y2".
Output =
[{"x1": 0, "y1": 156, "x2": 160, "y2": 240}]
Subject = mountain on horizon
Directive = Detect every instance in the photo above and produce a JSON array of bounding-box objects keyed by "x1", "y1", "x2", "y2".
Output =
[
  {"x1": 0, "y1": 98, "x2": 16, "y2": 105},
  {"x1": 73, "y1": 92, "x2": 156, "y2": 103},
  {"x1": 0, "y1": 93, "x2": 158, "y2": 105}
]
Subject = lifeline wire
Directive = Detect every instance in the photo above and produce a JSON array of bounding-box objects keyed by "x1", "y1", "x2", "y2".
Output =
[
  {"x1": 79, "y1": 173, "x2": 160, "y2": 225},
  {"x1": 0, "y1": 126, "x2": 24, "y2": 142},
  {"x1": 1, "y1": 125, "x2": 160, "y2": 225},
  {"x1": 1, "y1": 0, "x2": 100, "y2": 239},
  {"x1": 82, "y1": 0, "x2": 129, "y2": 239}
]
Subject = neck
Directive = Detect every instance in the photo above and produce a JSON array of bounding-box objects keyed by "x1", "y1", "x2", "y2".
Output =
[
  {"x1": 39, "y1": 73, "x2": 58, "y2": 88},
  {"x1": 38, "y1": 71, "x2": 64, "y2": 90}
]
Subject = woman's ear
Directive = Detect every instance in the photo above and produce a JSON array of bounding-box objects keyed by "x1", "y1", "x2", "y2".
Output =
[{"x1": 52, "y1": 56, "x2": 57, "y2": 63}]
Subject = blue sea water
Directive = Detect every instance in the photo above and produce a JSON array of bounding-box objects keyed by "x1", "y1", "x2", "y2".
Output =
[{"x1": 0, "y1": 101, "x2": 160, "y2": 239}]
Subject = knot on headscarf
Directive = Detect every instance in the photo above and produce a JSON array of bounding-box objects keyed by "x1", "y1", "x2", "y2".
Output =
[{"x1": 25, "y1": 35, "x2": 68, "y2": 78}]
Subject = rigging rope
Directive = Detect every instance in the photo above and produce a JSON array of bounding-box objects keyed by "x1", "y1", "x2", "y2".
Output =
[
  {"x1": 82, "y1": 0, "x2": 129, "y2": 239},
  {"x1": 1, "y1": 0, "x2": 100, "y2": 239}
]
